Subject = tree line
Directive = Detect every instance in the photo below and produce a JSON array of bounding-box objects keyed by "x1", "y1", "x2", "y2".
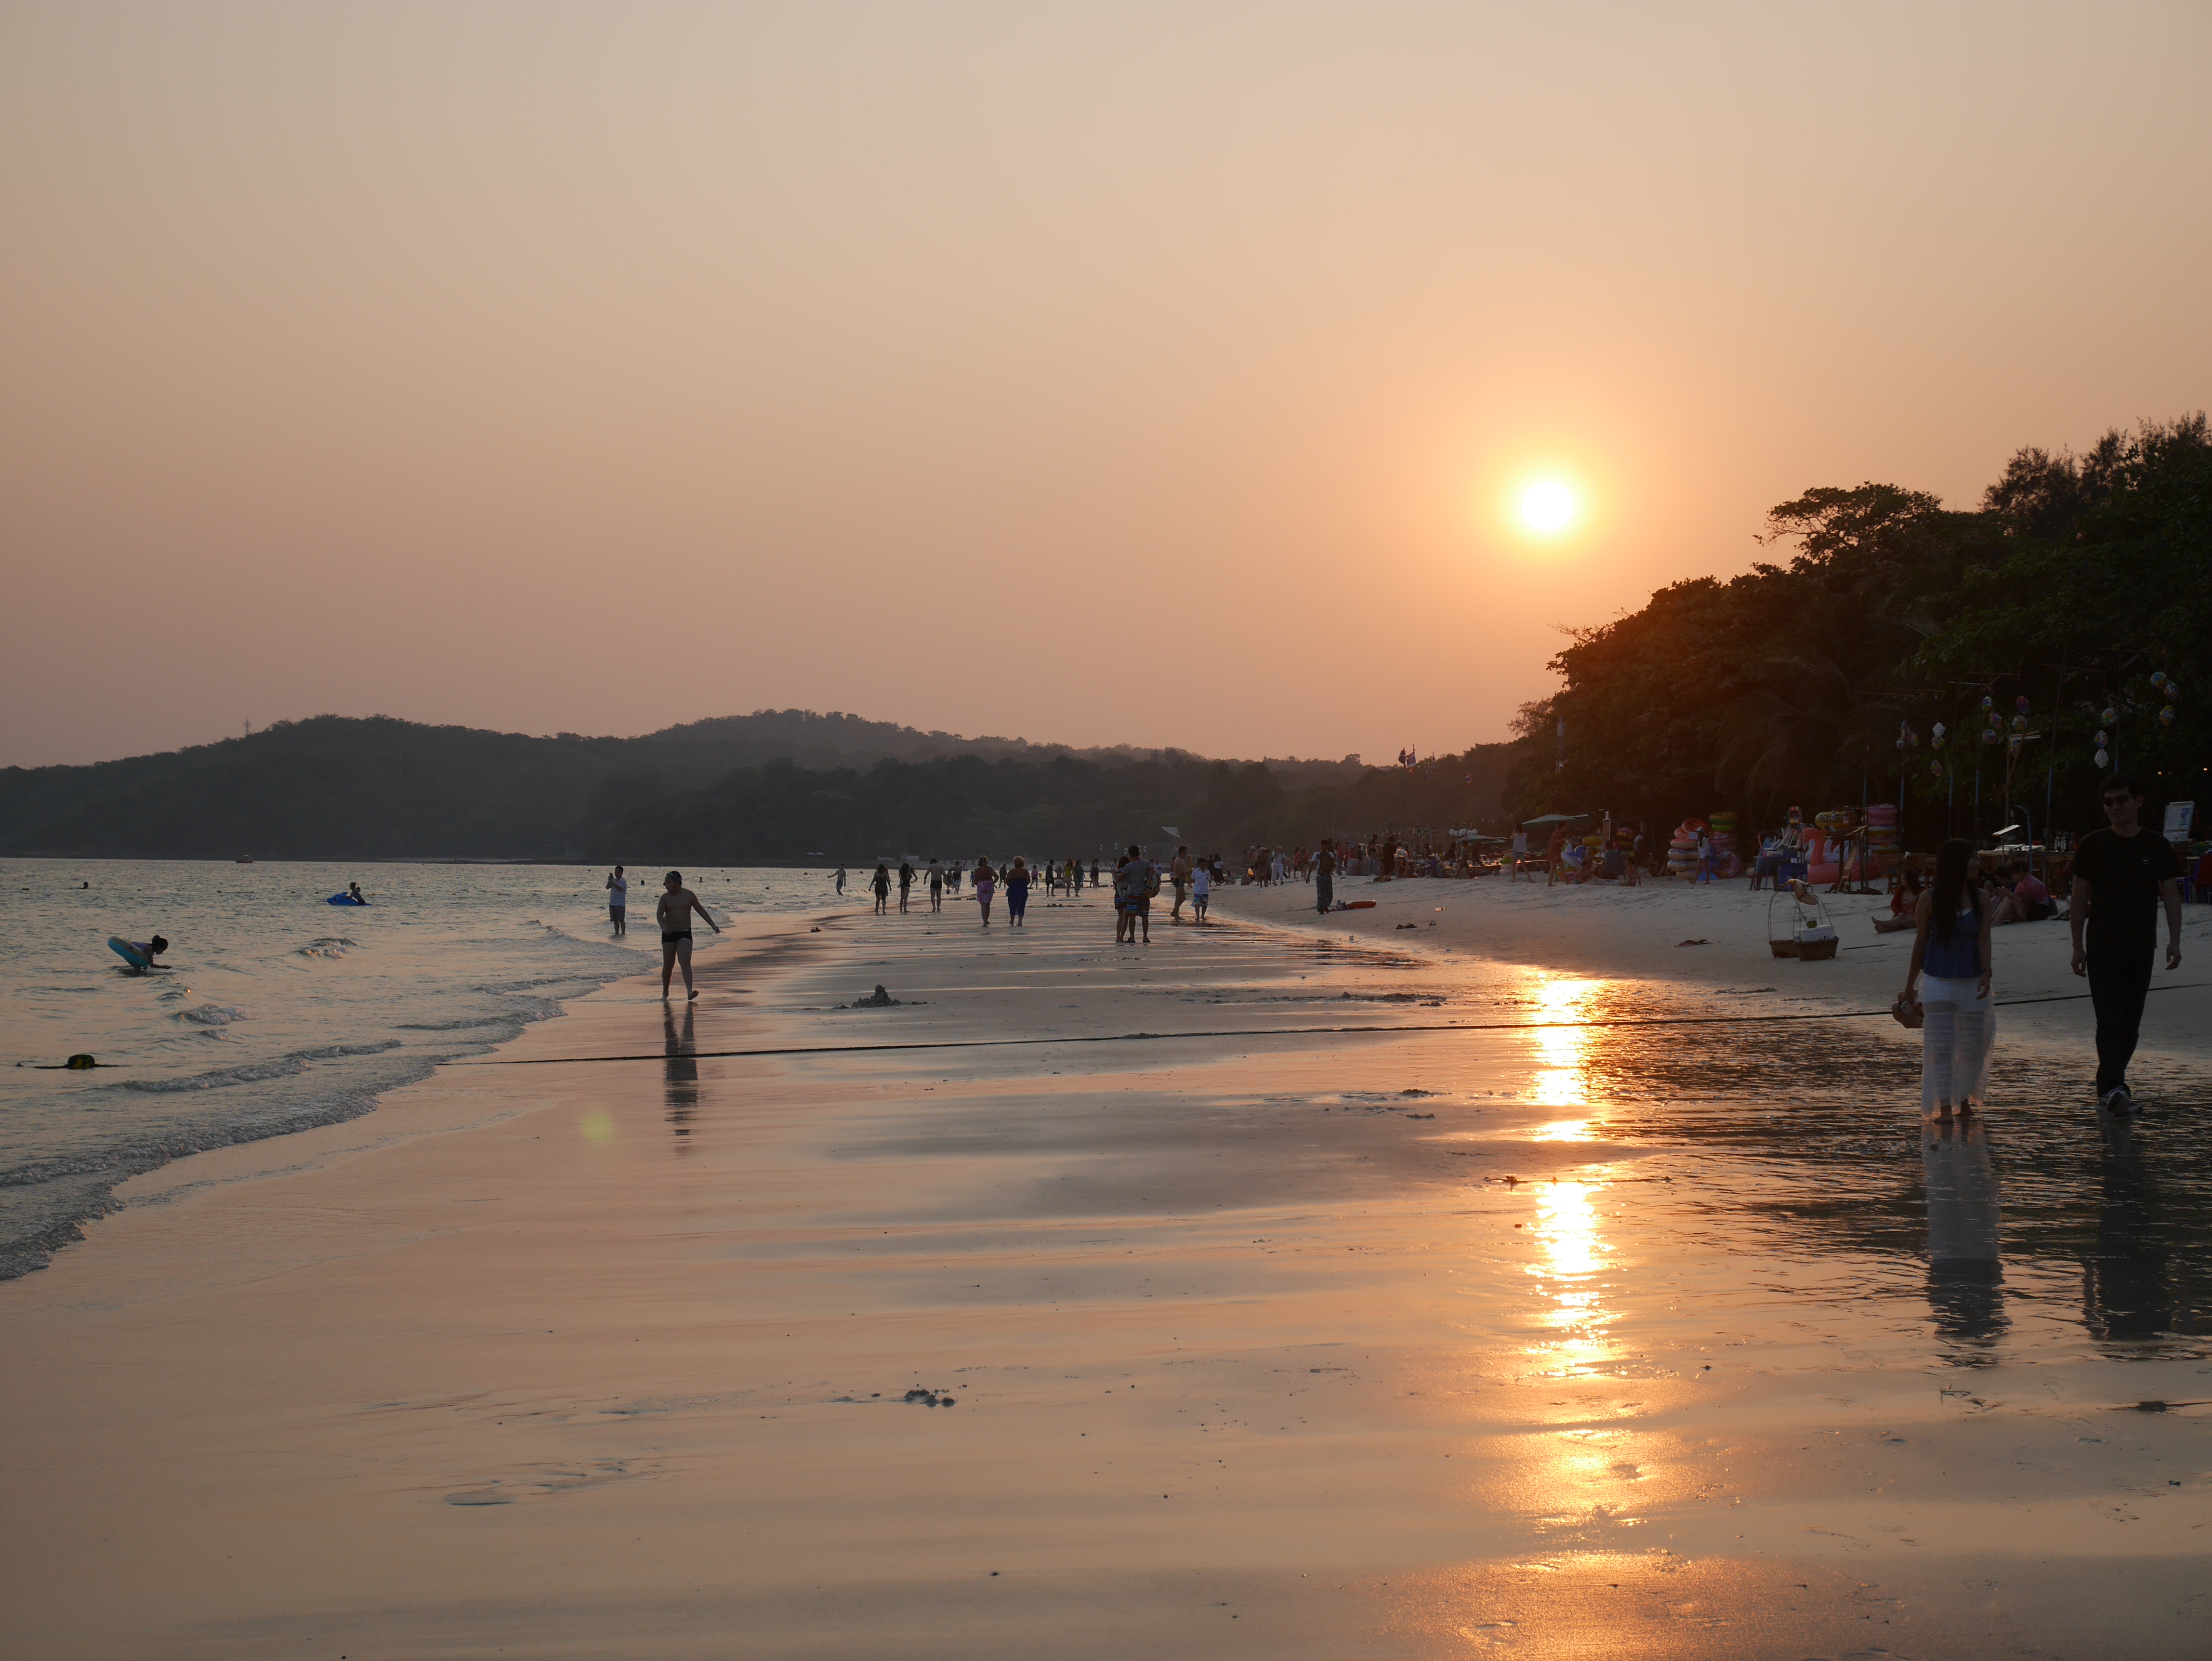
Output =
[{"x1": 1503, "y1": 415, "x2": 2209, "y2": 848}]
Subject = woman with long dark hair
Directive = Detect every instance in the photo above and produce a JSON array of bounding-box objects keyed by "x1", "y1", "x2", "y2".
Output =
[{"x1": 1902, "y1": 837, "x2": 1996, "y2": 1118}]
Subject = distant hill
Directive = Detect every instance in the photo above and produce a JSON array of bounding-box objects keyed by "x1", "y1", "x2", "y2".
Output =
[{"x1": 0, "y1": 709, "x2": 1495, "y2": 861}]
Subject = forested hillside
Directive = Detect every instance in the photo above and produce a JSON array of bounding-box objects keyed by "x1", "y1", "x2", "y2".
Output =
[{"x1": 0, "y1": 708, "x2": 1499, "y2": 862}]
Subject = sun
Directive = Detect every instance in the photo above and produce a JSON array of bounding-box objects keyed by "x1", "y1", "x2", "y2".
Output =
[{"x1": 1522, "y1": 481, "x2": 1574, "y2": 533}]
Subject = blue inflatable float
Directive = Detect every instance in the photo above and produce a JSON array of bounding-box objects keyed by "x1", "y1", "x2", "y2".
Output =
[{"x1": 326, "y1": 893, "x2": 369, "y2": 906}]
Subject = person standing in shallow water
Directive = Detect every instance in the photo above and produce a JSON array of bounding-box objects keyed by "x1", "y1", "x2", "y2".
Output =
[
  {"x1": 870, "y1": 863, "x2": 891, "y2": 915},
  {"x1": 2069, "y1": 775, "x2": 2185, "y2": 1113},
  {"x1": 927, "y1": 858, "x2": 944, "y2": 912},
  {"x1": 1004, "y1": 857, "x2": 1030, "y2": 927},
  {"x1": 656, "y1": 870, "x2": 721, "y2": 1002},
  {"x1": 605, "y1": 864, "x2": 628, "y2": 936},
  {"x1": 897, "y1": 860, "x2": 915, "y2": 914},
  {"x1": 1903, "y1": 837, "x2": 1995, "y2": 1121},
  {"x1": 973, "y1": 857, "x2": 997, "y2": 926}
]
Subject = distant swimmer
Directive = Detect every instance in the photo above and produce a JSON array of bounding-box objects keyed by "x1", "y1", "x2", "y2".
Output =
[
  {"x1": 657, "y1": 870, "x2": 721, "y2": 1001},
  {"x1": 606, "y1": 864, "x2": 629, "y2": 937},
  {"x1": 125, "y1": 935, "x2": 170, "y2": 969}
]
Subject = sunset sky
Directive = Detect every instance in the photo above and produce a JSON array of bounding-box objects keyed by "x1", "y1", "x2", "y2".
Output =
[{"x1": 4, "y1": 1, "x2": 2207, "y2": 769}]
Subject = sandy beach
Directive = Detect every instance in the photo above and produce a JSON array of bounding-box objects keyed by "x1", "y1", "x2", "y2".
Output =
[{"x1": 5, "y1": 880, "x2": 2209, "y2": 1658}]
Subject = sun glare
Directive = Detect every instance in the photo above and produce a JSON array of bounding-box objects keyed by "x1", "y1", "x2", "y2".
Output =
[{"x1": 1522, "y1": 481, "x2": 1574, "y2": 532}]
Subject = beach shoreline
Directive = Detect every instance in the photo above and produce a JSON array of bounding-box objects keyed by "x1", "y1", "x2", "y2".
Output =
[{"x1": 5, "y1": 885, "x2": 2207, "y2": 1658}]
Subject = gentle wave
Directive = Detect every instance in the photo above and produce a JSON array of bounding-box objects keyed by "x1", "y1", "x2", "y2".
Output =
[{"x1": 171, "y1": 1004, "x2": 251, "y2": 1027}]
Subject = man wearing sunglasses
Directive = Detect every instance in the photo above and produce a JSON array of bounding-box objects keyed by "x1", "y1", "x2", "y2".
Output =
[{"x1": 2068, "y1": 776, "x2": 2185, "y2": 1112}]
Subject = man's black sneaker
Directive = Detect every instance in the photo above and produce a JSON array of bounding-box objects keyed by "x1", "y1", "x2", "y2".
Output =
[{"x1": 2109, "y1": 1084, "x2": 2136, "y2": 1114}]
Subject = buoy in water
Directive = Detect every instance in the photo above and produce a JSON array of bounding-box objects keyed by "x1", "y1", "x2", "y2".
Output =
[{"x1": 66, "y1": 1054, "x2": 96, "y2": 1069}]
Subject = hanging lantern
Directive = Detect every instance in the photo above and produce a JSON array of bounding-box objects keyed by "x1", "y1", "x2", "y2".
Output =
[
  {"x1": 1980, "y1": 696, "x2": 1994, "y2": 712},
  {"x1": 2095, "y1": 748, "x2": 2110, "y2": 767},
  {"x1": 1932, "y1": 721, "x2": 1947, "y2": 741},
  {"x1": 2009, "y1": 735, "x2": 2023, "y2": 755},
  {"x1": 2094, "y1": 729, "x2": 2108, "y2": 746},
  {"x1": 2011, "y1": 713, "x2": 2027, "y2": 731},
  {"x1": 2166, "y1": 682, "x2": 2181, "y2": 700},
  {"x1": 2101, "y1": 705, "x2": 2118, "y2": 725},
  {"x1": 2151, "y1": 671, "x2": 2168, "y2": 688},
  {"x1": 1930, "y1": 759, "x2": 1943, "y2": 777},
  {"x1": 2160, "y1": 705, "x2": 2176, "y2": 726},
  {"x1": 1981, "y1": 728, "x2": 1998, "y2": 746},
  {"x1": 2015, "y1": 695, "x2": 2031, "y2": 714}
]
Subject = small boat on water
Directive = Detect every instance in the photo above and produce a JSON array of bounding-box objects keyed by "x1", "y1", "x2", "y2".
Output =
[{"x1": 234, "y1": 857, "x2": 255, "y2": 864}]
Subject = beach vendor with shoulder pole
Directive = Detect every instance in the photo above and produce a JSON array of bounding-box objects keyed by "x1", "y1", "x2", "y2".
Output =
[{"x1": 2068, "y1": 775, "x2": 2184, "y2": 1114}]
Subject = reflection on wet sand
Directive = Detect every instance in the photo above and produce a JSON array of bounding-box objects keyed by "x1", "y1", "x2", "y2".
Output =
[
  {"x1": 1921, "y1": 1118, "x2": 2004, "y2": 1356},
  {"x1": 1527, "y1": 1175, "x2": 1618, "y2": 1377},
  {"x1": 662, "y1": 1003, "x2": 697, "y2": 1153},
  {"x1": 2085, "y1": 1113, "x2": 2173, "y2": 1345}
]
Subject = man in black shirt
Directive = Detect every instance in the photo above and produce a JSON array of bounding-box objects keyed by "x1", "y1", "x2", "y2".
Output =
[
  {"x1": 2068, "y1": 776, "x2": 2185, "y2": 1111},
  {"x1": 1314, "y1": 838, "x2": 1338, "y2": 916}
]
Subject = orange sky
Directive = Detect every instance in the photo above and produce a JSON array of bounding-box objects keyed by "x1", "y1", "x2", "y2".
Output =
[{"x1": 4, "y1": 2, "x2": 2207, "y2": 768}]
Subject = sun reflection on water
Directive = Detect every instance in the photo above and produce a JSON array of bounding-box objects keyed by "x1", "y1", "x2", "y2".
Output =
[
  {"x1": 1531, "y1": 976, "x2": 1598, "y2": 1110},
  {"x1": 1525, "y1": 1175, "x2": 1619, "y2": 1376}
]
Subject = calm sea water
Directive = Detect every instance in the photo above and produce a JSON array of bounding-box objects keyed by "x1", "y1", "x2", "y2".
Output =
[{"x1": 0, "y1": 860, "x2": 837, "y2": 1278}]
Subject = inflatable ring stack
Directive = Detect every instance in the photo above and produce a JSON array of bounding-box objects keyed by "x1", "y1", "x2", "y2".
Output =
[
  {"x1": 1865, "y1": 803, "x2": 1899, "y2": 872},
  {"x1": 1708, "y1": 810, "x2": 1739, "y2": 864},
  {"x1": 1666, "y1": 822, "x2": 1701, "y2": 876}
]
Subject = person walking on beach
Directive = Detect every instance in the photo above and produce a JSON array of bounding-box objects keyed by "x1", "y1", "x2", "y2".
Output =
[
  {"x1": 2069, "y1": 776, "x2": 2185, "y2": 1113},
  {"x1": 1004, "y1": 857, "x2": 1031, "y2": 926},
  {"x1": 927, "y1": 858, "x2": 944, "y2": 912},
  {"x1": 1315, "y1": 838, "x2": 1337, "y2": 915},
  {"x1": 1090, "y1": 857, "x2": 1101, "y2": 888},
  {"x1": 1510, "y1": 827, "x2": 1529, "y2": 881},
  {"x1": 1169, "y1": 845, "x2": 1192, "y2": 922},
  {"x1": 605, "y1": 865, "x2": 629, "y2": 936},
  {"x1": 897, "y1": 861, "x2": 915, "y2": 914},
  {"x1": 656, "y1": 870, "x2": 721, "y2": 1002},
  {"x1": 1902, "y1": 838, "x2": 1995, "y2": 1121},
  {"x1": 973, "y1": 857, "x2": 998, "y2": 926},
  {"x1": 834, "y1": 865, "x2": 847, "y2": 897},
  {"x1": 870, "y1": 863, "x2": 892, "y2": 916},
  {"x1": 1191, "y1": 857, "x2": 1211, "y2": 923}
]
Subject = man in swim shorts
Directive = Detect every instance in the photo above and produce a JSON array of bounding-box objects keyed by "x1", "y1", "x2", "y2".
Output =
[
  {"x1": 656, "y1": 870, "x2": 721, "y2": 1001},
  {"x1": 606, "y1": 864, "x2": 628, "y2": 936}
]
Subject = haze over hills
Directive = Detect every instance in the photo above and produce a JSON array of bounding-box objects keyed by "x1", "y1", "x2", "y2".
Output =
[{"x1": 0, "y1": 709, "x2": 1484, "y2": 863}]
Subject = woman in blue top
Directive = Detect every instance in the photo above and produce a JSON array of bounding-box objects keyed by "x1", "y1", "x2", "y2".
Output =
[
  {"x1": 1902, "y1": 838, "x2": 1996, "y2": 1120},
  {"x1": 1003, "y1": 857, "x2": 1030, "y2": 927}
]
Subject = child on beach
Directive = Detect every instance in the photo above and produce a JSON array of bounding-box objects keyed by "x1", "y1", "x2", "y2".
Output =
[
  {"x1": 1902, "y1": 838, "x2": 1994, "y2": 1120},
  {"x1": 656, "y1": 871, "x2": 721, "y2": 1002}
]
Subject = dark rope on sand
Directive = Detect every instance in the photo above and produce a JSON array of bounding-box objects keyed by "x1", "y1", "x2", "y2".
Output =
[{"x1": 466, "y1": 983, "x2": 2206, "y2": 1067}]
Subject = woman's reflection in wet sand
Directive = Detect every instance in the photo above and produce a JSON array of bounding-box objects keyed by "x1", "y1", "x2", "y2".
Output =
[
  {"x1": 2082, "y1": 1114, "x2": 2171, "y2": 1345},
  {"x1": 1922, "y1": 1119, "x2": 2005, "y2": 1357},
  {"x1": 663, "y1": 1003, "x2": 698, "y2": 1154}
]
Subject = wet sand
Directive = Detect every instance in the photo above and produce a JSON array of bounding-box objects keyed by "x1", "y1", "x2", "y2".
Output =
[{"x1": 4, "y1": 890, "x2": 2209, "y2": 1658}]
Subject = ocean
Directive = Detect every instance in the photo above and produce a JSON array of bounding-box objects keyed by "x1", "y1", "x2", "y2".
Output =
[{"x1": 0, "y1": 859, "x2": 836, "y2": 1278}]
